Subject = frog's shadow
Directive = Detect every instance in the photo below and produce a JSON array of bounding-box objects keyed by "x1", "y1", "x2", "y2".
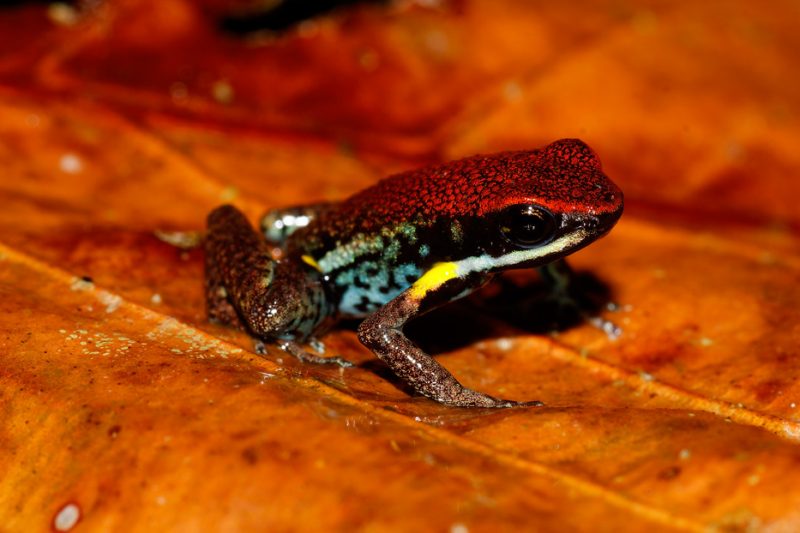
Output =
[{"x1": 352, "y1": 270, "x2": 614, "y2": 386}]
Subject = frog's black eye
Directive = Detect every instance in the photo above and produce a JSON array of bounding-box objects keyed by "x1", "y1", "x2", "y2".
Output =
[{"x1": 498, "y1": 205, "x2": 556, "y2": 248}]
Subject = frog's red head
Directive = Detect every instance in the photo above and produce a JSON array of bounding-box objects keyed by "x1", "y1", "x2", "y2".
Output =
[
  {"x1": 471, "y1": 138, "x2": 624, "y2": 270},
  {"x1": 482, "y1": 139, "x2": 622, "y2": 219}
]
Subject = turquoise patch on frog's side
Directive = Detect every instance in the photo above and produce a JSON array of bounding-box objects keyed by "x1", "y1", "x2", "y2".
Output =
[
  {"x1": 318, "y1": 233, "x2": 383, "y2": 272},
  {"x1": 337, "y1": 261, "x2": 422, "y2": 317},
  {"x1": 317, "y1": 222, "x2": 426, "y2": 316},
  {"x1": 382, "y1": 239, "x2": 401, "y2": 263},
  {"x1": 317, "y1": 223, "x2": 418, "y2": 274}
]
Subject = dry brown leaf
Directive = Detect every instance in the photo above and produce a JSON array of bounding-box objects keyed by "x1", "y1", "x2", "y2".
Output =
[{"x1": 1, "y1": 0, "x2": 799, "y2": 531}]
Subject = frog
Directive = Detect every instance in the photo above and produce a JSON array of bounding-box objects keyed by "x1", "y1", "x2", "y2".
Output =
[{"x1": 204, "y1": 138, "x2": 623, "y2": 408}]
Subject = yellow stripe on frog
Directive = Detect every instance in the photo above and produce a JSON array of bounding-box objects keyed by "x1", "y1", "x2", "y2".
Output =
[
  {"x1": 301, "y1": 255, "x2": 322, "y2": 272},
  {"x1": 409, "y1": 262, "x2": 459, "y2": 300}
]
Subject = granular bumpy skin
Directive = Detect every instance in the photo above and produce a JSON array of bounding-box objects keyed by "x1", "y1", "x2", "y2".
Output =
[
  {"x1": 298, "y1": 139, "x2": 621, "y2": 244},
  {"x1": 206, "y1": 138, "x2": 624, "y2": 407},
  {"x1": 206, "y1": 206, "x2": 332, "y2": 340}
]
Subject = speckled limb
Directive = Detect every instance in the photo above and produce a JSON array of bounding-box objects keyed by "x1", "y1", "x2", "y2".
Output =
[
  {"x1": 205, "y1": 205, "x2": 330, "y2": 342},
  {"x1": 205, "y1": 247, "x2": 244, "y2": 329},
  {"x1": 358, "y1": 279, "x2": 543, "y2": 408}
]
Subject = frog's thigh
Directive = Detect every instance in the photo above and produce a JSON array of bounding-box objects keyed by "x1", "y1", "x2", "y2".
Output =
[
  {"x1": 357, "y1": 267, "x2": 519, "y2": 407},
  {"x1": 206, "y1": 205, "x2": 326, "y2": 340}
]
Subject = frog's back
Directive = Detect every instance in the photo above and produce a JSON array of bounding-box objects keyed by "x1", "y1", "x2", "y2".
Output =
[{"x1": 312, "y1": 151, "x2": 524, "y2": 239}]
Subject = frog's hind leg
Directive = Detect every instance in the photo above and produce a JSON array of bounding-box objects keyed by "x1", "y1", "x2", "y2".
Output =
[
  {"x1": 207, "y1": 205, "x2": 322, "y2": 338},
  {"x1": 205, "y1": 249, "x2": 245, "y2": 329},
  {"x1": 206, "y1": 205, "x2": 346, "y2": 363}
]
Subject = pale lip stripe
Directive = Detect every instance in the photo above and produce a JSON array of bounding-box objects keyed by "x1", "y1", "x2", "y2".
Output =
[{"x1": 454, "y1": 229, "x2": 589, "y2": 277}]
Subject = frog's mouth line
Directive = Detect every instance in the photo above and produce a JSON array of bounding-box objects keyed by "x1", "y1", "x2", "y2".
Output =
[{"x1": 454, "y1": 229, "x2": 590, "y2": 276}]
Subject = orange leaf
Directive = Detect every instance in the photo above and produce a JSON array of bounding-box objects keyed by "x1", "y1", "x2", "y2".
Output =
[{"x1": 1, "y1": 0, "x2": 799, "y2": 530}]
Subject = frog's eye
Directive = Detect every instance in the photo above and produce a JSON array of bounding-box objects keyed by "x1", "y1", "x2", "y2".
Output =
[{"x1": 498, "y1": 205, "x2": 556, "y2": 248}]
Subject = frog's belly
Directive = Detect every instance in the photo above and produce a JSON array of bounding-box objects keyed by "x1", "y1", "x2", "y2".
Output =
[{"x1": 332, "y1": 261, "x2": 422, "y2": 318}]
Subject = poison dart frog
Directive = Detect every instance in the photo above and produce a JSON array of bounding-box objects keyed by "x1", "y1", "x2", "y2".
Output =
[{"x1": 205, "y1": 139, "x2": 623, "y2": 408}]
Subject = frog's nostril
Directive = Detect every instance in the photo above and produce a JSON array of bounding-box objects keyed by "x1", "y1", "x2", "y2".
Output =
[{"x1": 597, "y1": 208, "x2": 623, "y2": 232}]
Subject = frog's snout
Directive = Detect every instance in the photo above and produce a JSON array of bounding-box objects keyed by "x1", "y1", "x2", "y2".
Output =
[
  {"x1": 596, "y1": 179, "x2": 624, "y2": 232},
  {"x1": 561, "y1": 206, "x2": 621, "y2": 239},
  {"x1": 594, "y1": 205, "x2": 624, "y2": 236}
]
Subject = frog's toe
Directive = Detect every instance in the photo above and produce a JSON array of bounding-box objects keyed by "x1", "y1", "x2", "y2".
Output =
[
  {"x1": 513, "y1": 399, "x2": 545, "y2": 408},
  {"x1": 254, "y1": 340, "x2": 267, "y2": 355},
  {"x1": 487, "y1": 398, "x2": 544, "y2": 408},
  {"x1": 587, "y1": 315, "x2": 622, "y2": 340},
  {"x1": 443, "y1": 387, "x2": 539, "y2": 409},
  {"x1": 319, "y1": 355, "x2": 355, "y2": 368},
  {"x1": 277, "y1": 340, "x2": 355, "y2": 367},
  {"x1": 308, "y1": 337, "x2": 327, "y2": 354}
]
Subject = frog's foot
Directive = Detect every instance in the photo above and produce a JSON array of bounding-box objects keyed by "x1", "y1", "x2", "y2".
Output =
[
  {"x1": 277, "y1": 340, "x2": 355, "y2": 368},
  {"x1": 308, "y1": 337, "x2": 326, "y2": 354},
  {"x1": 536, "y1": 259, "x2": 622, "y2": 340},
  {"x1": 254, "y1": 340, "x2": 267, "y2": 355},
  {"x1": 587, "y1": 313, "x2": 622, "y2": 341},
  {"x1": 155, "y1": 229, "x2": 204, "y2": 249},
  {"x1": 537, "y1": 284, "x2": 621, "y2": 341},
  {"x1": 556, "y1": 293, "x2": 622, "y2": 341},
  {"x1": 207, "y1": 286, "x2": 245, "y2": 329},
  {"x1": 444, "y1": 387, "x2": 544, "y2": 409}
]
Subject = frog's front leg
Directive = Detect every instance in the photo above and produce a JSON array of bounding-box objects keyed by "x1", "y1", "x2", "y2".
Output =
[
  {"x1": 538, "y1": 258, "x2": 573, "y2": 295},
  {"x1": 358, "y1": 266, "x2": 542, "y2": 408},
  {"x1": 206, "y1": 205, "x2": 342, "y2": 361},
  {"x1": 538, "y1": 259, "x2": 621, "y2": 339}
]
